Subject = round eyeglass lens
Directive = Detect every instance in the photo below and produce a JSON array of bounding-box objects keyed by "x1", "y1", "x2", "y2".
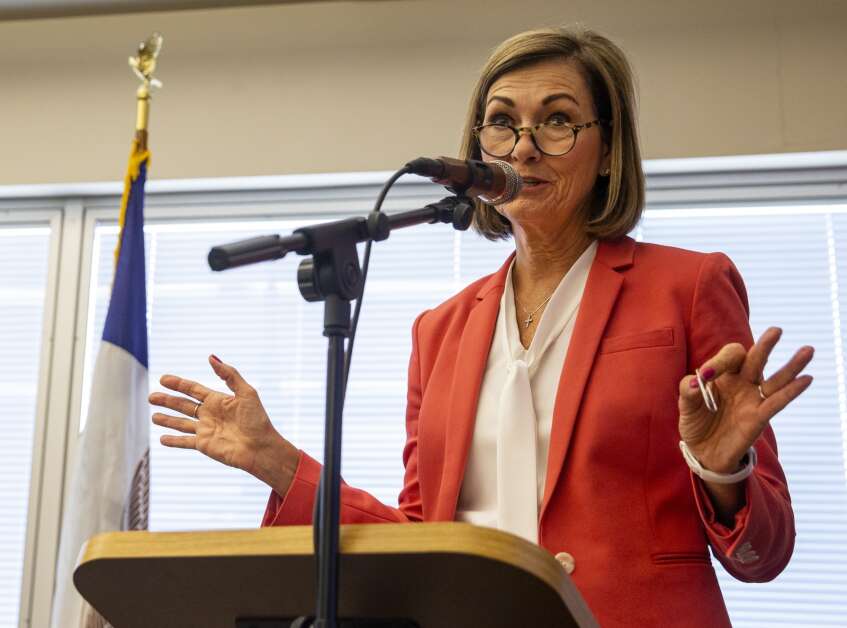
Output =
[
  {"x1": 478, "y1": 125, "x2": 516, "y2": 157},
  {"x1": 535, "y1": 124, "x2": 576, "y2": 155}
]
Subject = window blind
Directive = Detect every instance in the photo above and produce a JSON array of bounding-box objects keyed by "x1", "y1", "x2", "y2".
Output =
[
  {"x1": 640, "y1": 204, "x2": 847, "y2": 626},
  {"x1": 81, "y1": 186, "x2": 847, "y2": 626},
  {"x1": 0, "y1": 226, "x2": 51, "y2": 627}
]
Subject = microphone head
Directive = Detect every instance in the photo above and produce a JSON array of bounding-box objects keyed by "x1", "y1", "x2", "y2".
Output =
[{"x1": 479, "y1": 160, "x2": 522, "y2": 205}]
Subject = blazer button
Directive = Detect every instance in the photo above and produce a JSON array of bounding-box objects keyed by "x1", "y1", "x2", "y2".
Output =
[{"x1": 554, "y1": 551, "x2": 575, "y2": 574}]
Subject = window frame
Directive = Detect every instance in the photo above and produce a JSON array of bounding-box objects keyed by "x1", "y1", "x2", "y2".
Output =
[
  {"x1": 0, "y1": 200, "x2": 66, "y2": 628},
  {"x1": 1, "y1": 150, "x2": 846, "y2": 628}
]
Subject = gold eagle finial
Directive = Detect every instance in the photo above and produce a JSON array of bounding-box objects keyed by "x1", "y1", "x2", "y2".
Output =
[{"x1": 129, "y1": 32, "x2": 164, "y2": 89}]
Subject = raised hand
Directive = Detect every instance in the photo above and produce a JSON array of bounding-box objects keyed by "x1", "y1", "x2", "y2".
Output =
[
  {"x1": 149, "y1": 355, "x2": 298, "y2": 491},
  {"x1": 678, "y1": 327, "x2": 814, "y2": 474}
]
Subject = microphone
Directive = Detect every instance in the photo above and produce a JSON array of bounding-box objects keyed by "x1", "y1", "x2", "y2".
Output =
[
  {"x1": 208, "y1": 233, "x2": 307, "y2": 271},
  {"x1": 405, "y1": 156, "x2": 522, "y2": 205}
]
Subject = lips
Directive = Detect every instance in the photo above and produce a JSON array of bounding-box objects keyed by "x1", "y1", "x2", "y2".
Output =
[{"x1": 521, "y1": 176, "x2": 549, "y2": 188}]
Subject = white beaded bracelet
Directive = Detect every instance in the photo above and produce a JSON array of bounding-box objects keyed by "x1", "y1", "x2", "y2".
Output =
[{"x1": 679, "y1": 441, "x2": 757, "y2": 484}]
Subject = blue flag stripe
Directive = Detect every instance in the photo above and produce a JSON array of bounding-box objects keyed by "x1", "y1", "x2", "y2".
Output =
[{"x1": 102, "y1": 159, "x2": 149, "y2": 369}]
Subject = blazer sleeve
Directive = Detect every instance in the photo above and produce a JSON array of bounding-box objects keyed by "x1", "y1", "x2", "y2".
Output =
[
  {"x1": 261, "y1": 311, "x2": 426, "y2": 526},
  {"x1": 685, "y1": 252, "x2": 796, "y2": 582}
]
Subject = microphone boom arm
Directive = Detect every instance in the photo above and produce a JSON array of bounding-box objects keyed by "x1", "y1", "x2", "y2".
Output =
[{"x1": 207, "y1": 195, "x2": 474, "y2": 273}]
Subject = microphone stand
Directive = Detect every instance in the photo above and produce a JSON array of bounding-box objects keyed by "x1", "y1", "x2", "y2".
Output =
[{"x1": 211, "y1": 195, "x2": 474, "y2": 628}]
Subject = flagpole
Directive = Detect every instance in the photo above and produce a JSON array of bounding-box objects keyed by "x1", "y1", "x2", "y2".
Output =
[
  {"x1": 113, "y1": 33, "x2": 161, "y2": 269},
  {"x1": 129, "y1": 32, "x2": 163, "y2": 152},
  {"x1": 50, "y1": 31, "x2": 162, "y2": 628},
  {"x1": 136, "y1": 83, "x2": 149, "y2": 151}
]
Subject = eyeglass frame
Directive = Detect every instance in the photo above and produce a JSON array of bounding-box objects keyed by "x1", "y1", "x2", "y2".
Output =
[{"x1": 472, "y1": 118, "x2": 608, "y2": 158}]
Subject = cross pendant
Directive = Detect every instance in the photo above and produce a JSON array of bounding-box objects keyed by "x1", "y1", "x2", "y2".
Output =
[{"x1": 523, "y1": 314, "x2": 533, "y2": 328}]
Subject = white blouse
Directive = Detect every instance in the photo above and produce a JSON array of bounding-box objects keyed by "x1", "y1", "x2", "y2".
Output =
[{"x1": 455, "y1": 241, "x2": 598, "y2": 543}]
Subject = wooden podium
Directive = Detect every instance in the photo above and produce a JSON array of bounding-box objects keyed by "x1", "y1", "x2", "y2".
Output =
[{"x1": 74, "y1": 522, "x2": 598, "y2": 627}]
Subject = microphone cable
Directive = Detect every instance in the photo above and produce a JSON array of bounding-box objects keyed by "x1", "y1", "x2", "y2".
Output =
[
  {"x1": 313, "y1": 164, "x2": 410, "y2": 542},
  {"x1": 343, "y1": 165, "x2": 411, "y2": 398}
]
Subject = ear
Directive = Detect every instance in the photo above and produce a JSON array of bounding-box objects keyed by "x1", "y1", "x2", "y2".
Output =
[
  {"x1": 602, "y1": 133, "x2": 612, "y2": 164},
  {"x1": 599, "y1": 142, "x2": 611, "y2": 176}
]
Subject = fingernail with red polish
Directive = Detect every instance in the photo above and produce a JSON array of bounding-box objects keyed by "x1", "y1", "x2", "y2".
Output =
[
  {"x1": 689, "y1": 378, "x2": 700, "y2": 389},
  {"x1": 702, "y1": 367, "x2": 716, "y2": 381},
  {"x1": 210, "y1": 354, "x2": 222, "y2": 364}
]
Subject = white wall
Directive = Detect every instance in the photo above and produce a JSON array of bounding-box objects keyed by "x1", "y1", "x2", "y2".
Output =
[{"x1": 1, "y1": 0, "x2": 845, "y2": 185}]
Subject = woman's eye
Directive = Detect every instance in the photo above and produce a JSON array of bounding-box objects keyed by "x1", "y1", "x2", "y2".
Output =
[
  {"x1": 487, "y1": 114, "x2": 512, "y2": 125},
  {"x1": 547, "y1": 113, "x2": 570, "y2": 126}
]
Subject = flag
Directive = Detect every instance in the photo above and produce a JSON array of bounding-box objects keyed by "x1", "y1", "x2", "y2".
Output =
[{"x1": 50, "y1": 139, "x2": 151, "y2": 628}]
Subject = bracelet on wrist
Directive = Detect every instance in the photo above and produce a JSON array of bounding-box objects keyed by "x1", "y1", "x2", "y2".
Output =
[{"x1": 678, "y1": 440, "x2": 757, "y2": 484}]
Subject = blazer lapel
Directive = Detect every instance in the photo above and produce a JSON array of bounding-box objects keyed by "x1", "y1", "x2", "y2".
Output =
[
  {"x1": 435, "y1": 255, "x2": 512, "y2": 520},
  {"x1": 540, "y1": 237, "x2": 635, "y2": 518}
]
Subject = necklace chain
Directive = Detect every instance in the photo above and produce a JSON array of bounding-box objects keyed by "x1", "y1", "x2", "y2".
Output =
[{"x1": 517, "y1": 292, "x2": 554, "y2": 328}]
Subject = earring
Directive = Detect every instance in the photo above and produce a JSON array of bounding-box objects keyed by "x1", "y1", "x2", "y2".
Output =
[{"x1": 600, "y1": 168, "x2": 611, "y2": 177}]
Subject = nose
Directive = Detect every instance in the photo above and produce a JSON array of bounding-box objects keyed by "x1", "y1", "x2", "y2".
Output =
[{"x1": 510, "y1": 127, "x2": 540, "y2": 163}]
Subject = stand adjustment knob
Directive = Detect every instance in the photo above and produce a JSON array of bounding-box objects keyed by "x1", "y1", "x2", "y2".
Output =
[{"x1": 297, "y1": 258, "x2": 322, "y2": 302}]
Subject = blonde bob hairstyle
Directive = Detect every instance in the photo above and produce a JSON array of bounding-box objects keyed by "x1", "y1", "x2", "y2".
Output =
[{"x1": 460, "y1": 26, "x2": 645, "y2": 241}]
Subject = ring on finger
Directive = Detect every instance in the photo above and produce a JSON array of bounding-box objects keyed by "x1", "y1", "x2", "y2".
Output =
[
  {"x1": 191, "y1": 402, "x2": 202, "y2": 418},
  {"x1": 758, "y1": 384, "x2": 767, "y2": 400}
]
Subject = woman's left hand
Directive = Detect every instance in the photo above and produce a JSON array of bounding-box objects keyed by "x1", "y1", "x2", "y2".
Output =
[{"x1": 678, "y1": 327, "x2": 814, "y2": 474}]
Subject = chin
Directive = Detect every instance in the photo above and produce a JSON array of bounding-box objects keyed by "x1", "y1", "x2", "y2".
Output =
[{"x1": 500, "y1": 206, "x2": 553, "y2": 231}]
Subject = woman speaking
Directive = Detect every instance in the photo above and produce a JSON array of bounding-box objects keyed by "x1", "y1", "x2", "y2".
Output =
[{"x1": 150, "y1": 26, "x2": 814, "y2": 626}]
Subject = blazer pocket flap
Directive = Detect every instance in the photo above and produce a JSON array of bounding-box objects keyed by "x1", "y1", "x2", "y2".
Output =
[
  {"x1": 651, "y1": 551, "x2": 711, "y2": 566},
  {"x1": 599, "y1": 327, "x2": 675, "y2": 354}
]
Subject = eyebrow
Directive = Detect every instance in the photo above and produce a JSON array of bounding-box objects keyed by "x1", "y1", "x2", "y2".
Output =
[
  {"x1": 543, "y1": 92, "x2": 580, "y2": 107},
  {"x1": 486, "y1": 95, "x2": 515, "y2": 107},
  {"x1": 485, "y1": 92, "x2": 580, "y2": 108}
]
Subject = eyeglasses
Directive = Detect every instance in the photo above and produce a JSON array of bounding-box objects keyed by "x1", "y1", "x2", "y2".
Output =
[{"x1": 473, "y1": 119, "x2": 606, "y2": 158}]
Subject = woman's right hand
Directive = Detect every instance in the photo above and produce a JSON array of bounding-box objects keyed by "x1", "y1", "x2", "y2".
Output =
[{"x1": 149, "y1": 355, "x2": 299, "y2": 495}]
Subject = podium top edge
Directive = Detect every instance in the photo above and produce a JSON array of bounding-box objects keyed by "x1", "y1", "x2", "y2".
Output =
[{"x1": 78, "y1": 522, "x2": 576, "y2": 599}]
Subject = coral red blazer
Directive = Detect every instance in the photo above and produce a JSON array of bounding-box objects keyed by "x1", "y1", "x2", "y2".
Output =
[{"x1": 263, "y1": 236, "x2": 794, "y2": 627}]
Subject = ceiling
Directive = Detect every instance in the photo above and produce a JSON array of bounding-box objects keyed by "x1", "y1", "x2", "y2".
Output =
[{"x1": 0, "y1": 0, "x2": 341, "y2": 20}]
